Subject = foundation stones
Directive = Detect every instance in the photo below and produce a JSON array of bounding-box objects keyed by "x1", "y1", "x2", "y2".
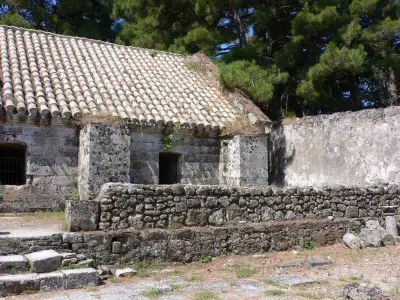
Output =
[
  {"x1": 62, "y1": 268, "x2": 99, "y2": 289},
  {"x1": 24, "y1": 250, "x2": 61, "y2": 273},
  {"x1": 37, "y1": 271, "x2": 64, "y2": 292},
  {"x1": 385, "y1": 216, "x2": 398, "y2": 237},
  {"x1": 0, "y1": 255, "x2": 27, "y2": 272},
  {"x1": 343, "y1": 233, "x2": 361, "y2": 249},
  {"x1": 115, "y1": 268, "x2": 137, "y2": 278}
]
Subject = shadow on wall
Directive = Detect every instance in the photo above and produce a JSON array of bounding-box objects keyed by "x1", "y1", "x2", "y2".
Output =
[{"x1": 268, "y1": 122, "x2": 295, "y2": 187}]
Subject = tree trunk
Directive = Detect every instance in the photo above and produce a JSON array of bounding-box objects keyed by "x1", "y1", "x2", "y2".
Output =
[
  {"x1": 229, "y1": 1, "x2": 247, "y2": 47},
  {"x1": 388, "y1": 67, "x2": 398, "y2": 105}
]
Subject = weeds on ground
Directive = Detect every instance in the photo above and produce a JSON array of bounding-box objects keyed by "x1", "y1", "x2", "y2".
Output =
[
  {"x1": 168, "y1": 222, "x2": 184, "y2": 229},
  {"x1": 108, "y1": 276, "x2": 119, "y2": 283},
  {"x1": 201, "y1": 255, "x2": 212, "y2": 264},
  {"x1": 142, "y1": 287, "x2": 165, "y2": 298},
  {"x1": 339, "y1": 275, "x2": 362, "y2": 283},
  {"x1": 232, "y1": 264, "x2": 257, "y2": 278},
  {"x1": 24, "y1": 211, "x2": 64, "y2": 221},
  {"x1": 264, "y1": 279, "x2": 285, "y2": 288},
  {"x1": 186, "y1": 275, "x2": 204, "y2": 282},
  {"x1": 265, "y1": 289, "x2": 286, "y2": 296},
  {"x1": 193, "y1": 290, "x2": 219, "y2": 300},
  {"x1": 59, "y1": 222, "x2": 68, "y2": 231},
  {"x1": 132, "y1": 260, "x2": 157, "y2": 277}
]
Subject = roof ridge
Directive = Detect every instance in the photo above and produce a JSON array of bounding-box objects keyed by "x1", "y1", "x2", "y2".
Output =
[{"x1": 0, "y1": 24, "x2": 188, "y2": 59}]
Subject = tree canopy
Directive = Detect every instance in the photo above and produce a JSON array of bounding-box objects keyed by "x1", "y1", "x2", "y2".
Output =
[{"x1": 0, "y1": 0, "x2": 399, "y2": 120}]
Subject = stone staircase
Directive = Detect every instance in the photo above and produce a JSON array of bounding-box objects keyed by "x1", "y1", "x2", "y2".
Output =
[{"x1": 0, "y1": 249, "x2": 100, "y2": 296}]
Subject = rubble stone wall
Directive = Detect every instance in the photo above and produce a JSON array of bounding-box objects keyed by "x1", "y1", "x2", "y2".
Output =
[
  {"x1": 0, "y1": 123, "x2": 78, "y2": 212},
  {"x1": 0, "y1": 219, "x2": 360, "y2": 264},
  {"x1": 270, "y1": 107, "x2": 400, "y2": 187},
  {"x1": 83, "y1": 183, "x2": 400, "y2": 231}
]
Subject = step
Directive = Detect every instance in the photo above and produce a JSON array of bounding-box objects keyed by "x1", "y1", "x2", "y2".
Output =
[
  {"x1": 0, "y1": 267, "x2": 99, "y2": 296},
  {"x1": 0, "y1": 255, "x2": 27, "y2": 273}
]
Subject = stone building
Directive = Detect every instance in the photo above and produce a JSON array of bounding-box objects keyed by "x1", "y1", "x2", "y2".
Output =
[{"x1": 0, "y1": 25, "x2": 270, "y2": 212}]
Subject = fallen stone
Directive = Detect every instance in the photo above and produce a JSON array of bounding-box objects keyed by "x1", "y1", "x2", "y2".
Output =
[
  {"x1": 25, "y1": 250, "x2": 61, "y2": 273},
  {"x1": 343, "y1": 233, "x2": 361, "y2": 249},
  {"x1": 76, "y1": 259, "x2": 95, "y2": 268},
  {"x1": 358, "y1": 228, "x2": 382, "y2": 248},
  {"x1": 385, "y1": 216, "x2": 398, "y2": 237},
  {"x1": 0, "y1": 273, "x2": 38, "y2": 296},
  {"x1": 62, "y1": 268, "x2": 99, "y2": 289},
  {"x1": 76, "y1": 254, "x2": 86, "y2": 261},
  {"x1": 115, "y1": 268, "x2": 137, "y2": 278},
  {"x1": 303, "y1": 259, "x2": 332, "y2": 267},
  {"x1": 343, "y1": 283, "x2": 383, "y2": 300},
  {"x1": 61, "y1": 258, "x2": 78, "y2": 266},
  {"x1": 275, "y1": 263, "x2": 301, "y2": 269},
  {"x1": 97, "y1": 265, "x2": 112, "y2": 276},
  {"x1": 60, "y1": 253, "x2": 77, "y2": 260},
  {"x1": 269, "y1": 275, "x2": 316, "y2": 286},
  {"x1": 378, "y1": 227, "x2": 396, "y2": 246},
  {"x1": 0, "y1": 255, "x2": 27, "y2": 273},
  {"x1": 365, "y1": 220, "x2": 379, "y2": 229},
  {"x1": 37, "y1": 272, "x2": 64, "y2": 292}
]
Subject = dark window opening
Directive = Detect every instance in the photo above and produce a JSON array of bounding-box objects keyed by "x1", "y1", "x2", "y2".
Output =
[
  {"x1": 159, "y1": 152, "x2": 180, "y2": 184},
  {"x1": 0, "y1": 143, "x2": 26, "y2": 185}
]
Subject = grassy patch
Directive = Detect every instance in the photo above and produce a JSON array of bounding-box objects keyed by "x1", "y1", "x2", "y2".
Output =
[
  {"x1": 294, "y1": 291, "x2": 320, "y2": 299},
  {"x1": 133, "y1": 260, "x2": 157, "y2": 277},
  {"x1": 193, "y1": 290, "x2": 219, "y2": 300},
  {"x1": 201, "y1": 255, "x2": 212, "y2": 264},
  {"x1": 59, "y1": 222, "x2": 68, "y2": 231},
  {"x1": 339, "y1": 275, "x2": 362, "y2": 283},
  {"x1": 24, "y1": 211, "x2": 65, "y2": 221},
  {"x1": 265, "y1": 289, "x2": 286, "y2": 296},
  {"x1": 142, "y1": 287, "x2": 165, "y2": 298},
  {"x1": 108, "y1": 276, "x2": 119, "y2": 283},
  {"x1": 168, "y1": 222, "x2": 184, "y2": 229},
  {"x1": 264, "y1": 279, "x2": 285, "y2": 288},
  {"x1": 186, "y1": 275, "x2": 204, "y2": 282},
  {"x1": 233, "y1": 264, "x2": 257, "y2": 278}
]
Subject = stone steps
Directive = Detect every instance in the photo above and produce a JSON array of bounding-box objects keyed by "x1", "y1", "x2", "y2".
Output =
[
  {"x1": 0, "y1": 267, "x2": 99, "y2": 296},
  {"x1": 0, "y1": 249, "x2": 100, "y2": 296}
]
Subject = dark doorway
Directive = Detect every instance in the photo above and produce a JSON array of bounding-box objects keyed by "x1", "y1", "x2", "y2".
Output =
[
  {"x1": 0, "y1": 143, "x2": 26, "y2": 185},
  {"x1": 159, "y1": 152, "x2": 180, "y2": 184}
]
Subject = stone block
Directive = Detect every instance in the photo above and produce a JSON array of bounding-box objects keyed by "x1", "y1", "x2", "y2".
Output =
[
  {"x1": 62, "y1": 268, "x2": 99, "y2": 289},
  {"x1": 343, "y1": 233, "x2": 361, "y2": 249},
  {"x1": 185, "y1": 209, "x2": 208, "y2": 226},
  {"x1": 0, "y1": 274, "x2": 38, "y2": 296},
  {"x1": 25, "y1": 250, "x2": 61, "y2": 273},
  {"x1": 115, "y1": 268, "x2": 137, "y2": 278},
  {"x1": 269, "y1": 275, "x2": 316, "y2": 286},
  {"x1": 66, "y1": 200, "x2": 99, "y2": 232},
  {"x1": 37, "y1": 271, "x2": 64, "y2": 292},
  {"x1": 303, "y1": 259, "x2": 332, "y2": 267},
  {"x1": 345, "y1": 206, "x2": 359, "y2": 218},
  {"x1": 0, "y1": 255, "x2": 27, "y2": 273}
]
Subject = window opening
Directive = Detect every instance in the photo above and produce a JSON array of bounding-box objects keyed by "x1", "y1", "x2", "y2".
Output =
[
  {"x1": 0, "y1": 143, "x2": 26, "y2": 185},
  {"x1": 159, "y1": 152, "x2": 180, "y2": 184}
]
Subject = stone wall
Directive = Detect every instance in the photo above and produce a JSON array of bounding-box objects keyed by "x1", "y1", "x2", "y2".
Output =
[
  {"x1": 78, "y1": 124, "x2": 131, "y2": 200},
  {"x1": 0, "y1": 122, "x2": 78, "y2": 212},
  {"x1": 130, "y1": 131, "x2": 220, "y2": 185},
  {"x1": 68, "y1": 183, "x2": 400, "y2": 231},
  {"x1": 0, "y1": 218, "x2": 361, "y2": 264},
  {"x1": 270, "y1": 107, "x2": 400, "y2": 187},
  {"x1": 219, "y1": 135, "x2": 269, "y2": 186}
]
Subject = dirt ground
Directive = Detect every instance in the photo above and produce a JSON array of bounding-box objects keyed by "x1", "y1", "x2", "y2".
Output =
[
  {"x1": 0, "y1": 212, "x2": 64, "y2": 232},
  {"x1": 6, "y1": 243, "x2": 400, "y2": 300}
]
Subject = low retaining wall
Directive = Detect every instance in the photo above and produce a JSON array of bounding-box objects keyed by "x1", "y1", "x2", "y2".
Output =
[
  {"x1": 1, "y1": 219, "x2": 361, "y2": 264},
  {"x1": 67, "y1": 183, "x2": 399, "y2": 231}
]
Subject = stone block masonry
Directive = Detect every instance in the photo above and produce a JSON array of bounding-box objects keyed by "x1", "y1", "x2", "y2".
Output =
[
  {"x1": 67, "y1": 183, "x2": 400, "y2": 231},
  {"x1": 0, "y1": 123, "x2": 78, "y2": 212}
]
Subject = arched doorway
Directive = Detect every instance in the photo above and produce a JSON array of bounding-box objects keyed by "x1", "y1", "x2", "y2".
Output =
[{"x1": 0, "y1": 142, "x2": 26, "y2": 185}]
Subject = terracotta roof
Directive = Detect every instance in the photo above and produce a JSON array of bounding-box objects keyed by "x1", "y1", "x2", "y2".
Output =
[{"x1": 0, "y1": 25, "x2": 259, "y2": 130}]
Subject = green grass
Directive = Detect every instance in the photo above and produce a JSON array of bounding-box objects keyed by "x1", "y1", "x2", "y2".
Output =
[
  {"x1": 186, "y1": 275, "x2": 204, "y2": 282},
  {"x1": 142, "y1": 287, "x2": 165, "y2": 298},
  {"x1": 339, "y1": 275, "x2": 362, "y2": 283},
  {"x1": 265, "y1": 289, "x2": 286, "y2": 296},
  {"x1": 168, "y1": 222, "x2": 184, "y2": 229},
  {"x1": 264, "y1": 279, "x2": 285, "y2": 288},
  {"x1": 201, "y1": 255, "x2": 212, "y2": 263},
  {"x1": 193, "y1": 290, "x2": 219, "y2": 300},
  {"x1": 232, "y1": 264, "x2": 257, "y2": 278},
  {"x1": 24, "y1": 211, "x2": 65, "y2": 221},
  {"x1": 108, "y1": 276, "x2": 119, "y2": 283},
  {"x1": 133, "y1": 260, "x2": 157, "y2": 277}
]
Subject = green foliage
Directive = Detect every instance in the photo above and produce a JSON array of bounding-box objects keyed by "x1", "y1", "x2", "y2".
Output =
[
  {"x1": 233, "y1": 264, "x2": 257, "y2": 278},
  {"x1": 193, "y1": 290, "x2": 219, "y2": 300},
  {"x1": 142, "y1": 287, "x2": 165, "y2": 298},
  {"x1": 265, "y1": 289, "x2": 286, "y2": 296},
  {"x1": 302, "y1": 237, "x2": 316, "y2": 249},
  {"x1": 68, "y1": 190, "x2": 80, "y2": 201},
  {"x1": 201, "y1": 255, "x2": 212, "y2": 263},
  {"x1": 162, "y1": 122, "x2": 181, "y2": 150}
]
